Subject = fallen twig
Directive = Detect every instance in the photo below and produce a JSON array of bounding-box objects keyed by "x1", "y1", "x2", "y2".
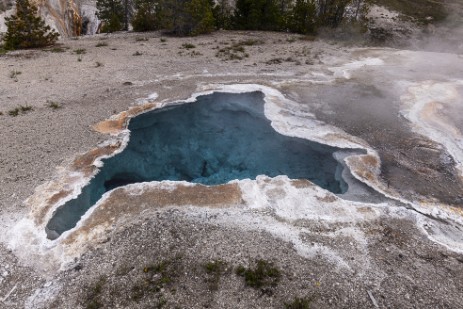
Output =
[
  {"x1": 367, "y1": 290, "x2": 379, "y2": 308},
  {"x1": 1, "y1": 283, "x2": 18, "y2": 302}
]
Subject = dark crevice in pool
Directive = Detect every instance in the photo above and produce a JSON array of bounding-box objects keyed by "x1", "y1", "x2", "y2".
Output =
[{"x1": 46, "y1": 92, "x2": 349, "y2": 240}]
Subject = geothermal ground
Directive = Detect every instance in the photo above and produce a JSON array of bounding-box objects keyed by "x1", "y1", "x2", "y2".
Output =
[{"x1": 1, "y1": 30, "x2": 463, "y2": 308}]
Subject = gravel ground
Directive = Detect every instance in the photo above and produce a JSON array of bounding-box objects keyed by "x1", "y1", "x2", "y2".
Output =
[{"x1": 35, "y1": 210, "x2": 463, "y2": 309}]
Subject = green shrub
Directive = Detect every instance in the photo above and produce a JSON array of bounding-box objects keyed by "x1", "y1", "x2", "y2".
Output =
[
  {"x1": 20, "y1": 105, "x2": 33, "y2": 112},
  {"x1": 215, "y1": 40, "x2": 255, "y2": 61},
  {"x1": 74, "y1": 48, "x2": 86, "y2": 54},
  {"x1": 8, "y1": 105, "x2": 33, "y2": 116},
  {"x1": 181, "y1": 43, "x2": 196, "y2": 49},
  {"x1": 47, "y1": 101, "x2": 62, "y2": 109},
  {"x1": 8, "y1": 108, "x2": 19, "y2": 117}
]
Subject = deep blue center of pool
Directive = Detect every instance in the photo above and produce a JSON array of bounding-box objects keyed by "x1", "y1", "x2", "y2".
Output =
[{"x1": 46, "y1": 92, "x2": 347, "y2": 239}]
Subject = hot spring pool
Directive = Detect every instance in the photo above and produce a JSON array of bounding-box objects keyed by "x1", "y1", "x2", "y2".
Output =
[{"x1": 46, "y1": 91, "x2": 347, "y2": 239}]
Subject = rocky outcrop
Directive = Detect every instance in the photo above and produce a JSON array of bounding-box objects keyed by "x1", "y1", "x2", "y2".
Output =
[
  {"x1": 365, "y1": 5, "x2": 416, "y2": 46},
  {"x1": 0, "y1": 0, "x2": 99, "y2": 36}
]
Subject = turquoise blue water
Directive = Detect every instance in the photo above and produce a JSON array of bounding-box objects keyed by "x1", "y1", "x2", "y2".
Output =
[{"x1": 46, "y1": 92, "x2": 346, "y2": 239}]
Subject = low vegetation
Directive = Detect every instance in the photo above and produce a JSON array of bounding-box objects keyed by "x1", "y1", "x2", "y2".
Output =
[
  {"x1": 47, "y1": 100, "x2": 62, "y2": 109},
  {"x1": 84, "y1": 276, "x2": 106, "y2": 309},
  {"x1": 203, "y1": 259, "x2": 228, "y2": 291},
  {"x1": 181, "y1": 43, "x2": 196, "y2": 49},
  {"x1": 60, "y1": 251, "x2": 321, "y2": 308},
  {"x1": 238, "y1": 39, "x2": 265, "y2": 46},
  {"x1": 74, "y1": 48, "x2": 86, "y2": 55},
  {"x1": 95, "y1": 41, "x2": 108, "y2": 47},
  {"x1": 8, "y1": 105, "x2": 33, "y2": 117},
  {"x1": 235, "y1": 259, "x2": 281, "y2": 289},
  {"x1": 266, "y1": 56, "x2": 302, "y2": 65},
  {"x1": 74, "y1": 49, "x2": 86, "y2": 62},
  {"x1": 285, "y1": 296, "x2": 315, "y2": 309},
  {"x1": 131, "y1": 256, "x2": 182, "y2": 303},
  {"x1": 8, "y1": 108, "x2": 19, "y2": 117},
  {"x1": 47, "y1": 47, "x2": 66, "y2": 53},
  {"x1": 215, "y1": 40, "x2": 261, "y2": 61},
  {"x1": 20, "y1": 105, "x2": 33, "y2": 112},
  {"x1": 9, "y1": 69, "x2": 21, "y2": 81}
]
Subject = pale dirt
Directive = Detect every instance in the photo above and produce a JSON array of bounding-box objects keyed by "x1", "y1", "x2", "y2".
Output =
[{"x1": 1, "y1": 31, "x2": 463, "y2": 308}]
